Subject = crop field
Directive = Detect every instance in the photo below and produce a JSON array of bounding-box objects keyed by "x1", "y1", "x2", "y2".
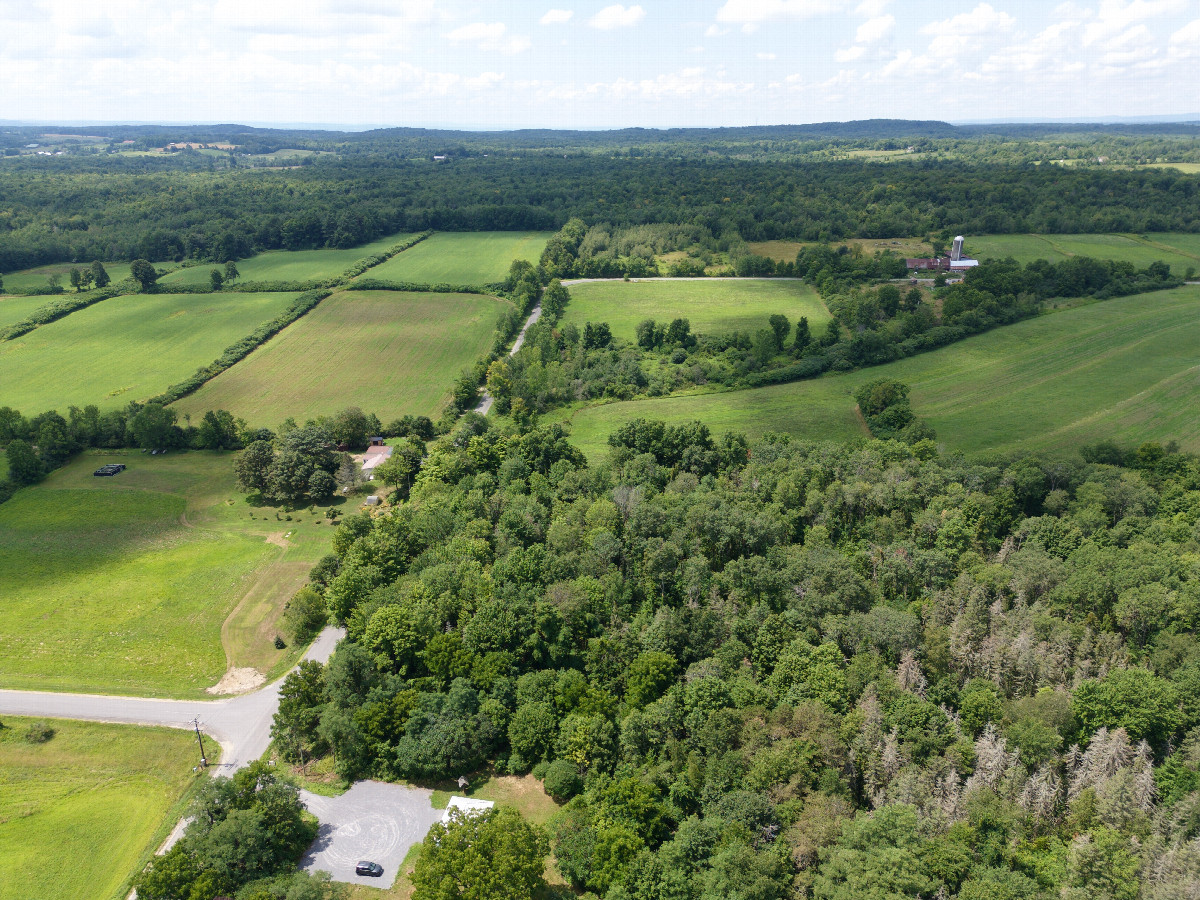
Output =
[
  {"x1": 560, "y1": 279, "x2": 831, "y2": 342},
  {"x1": 0, "y1": 291, "x2": 298, "y2": 413},
  {"x1": 748, "y1": 237, "x2": 930, "y2": 262},
  {"x1": 0, "y1": 450, "x2": 334, "y2": 697},
  {"x1": 1140, "y1": 162, "x2": 1200, "y2": 174},
  {"x1": 0, "y1": 261, "x2": 171, "y2": 295},
  {"x1": 969, "y1": 233, "x2": 1197, "y2": 275},
  {"x1": 1151, "y1": 233, "x2": 1200, "y2": 262},
  {"x1": 363, "y1": 231, "x2": 551, "y2": 285},
  {"x1": 0, "y1": 294, "x2": 49, "y2": 328},
  {"x1": 158, "y1": 231, "x2": 416, "y2": 285},
  {"x1": 174, "y1": 290, "x2": 511, "y2": 427},
  {"x1": 553, "y1": 286, "x2": 1200, "y2": 460},
  {"x1": 968, "y1": 234, "x2": 1070, "y2": 264},
  {"x1": 0, "y1": 718, "x2": 198, "y2": 900}
]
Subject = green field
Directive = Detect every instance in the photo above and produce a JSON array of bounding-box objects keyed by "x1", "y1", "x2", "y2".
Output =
[
  {"x1": 969, "y1": 233, "x2": 1198, "y2": 275},
  {"x1": 174, "y1": 290, "x2": 511, "y2": 427},
  {"x1": 1, "y1": 261, "x2": 173, "y2": 295},
  {"x1": 159, "y1": 232, "x2": 416, "y2": 285},
  {"x1": 0, "y1": 718, "x2": 199, "y2": 900},
  {"x1": 0, "y1": 294, "x2": 50, "y2": 328},
  {"x1": 0, "y1": 291, "x2": 297, "y2": 413},
  {"x1": 1140, "y1": 162, "x2": 1200, "y2": 175},
  {"x1": 363, "y1": 231, "x2": 551, "y2": 285},
  {"x1": 0, "y1": 450, "x2": 335, "y2": 696},
  {"x1": 552, "y1": 286, "x2": 1200, "y2": 459},
  {"x1": 560, "y1": 279, "x2": 831, "y2": 342}
]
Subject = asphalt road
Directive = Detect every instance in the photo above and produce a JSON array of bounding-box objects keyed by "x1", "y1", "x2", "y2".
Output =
[
  {"x1": 300, "y1": 782, "x2": 443, "y2": 889},
  {"x1": 0, "y1": 626, "x2": 345, "y2": 772}
]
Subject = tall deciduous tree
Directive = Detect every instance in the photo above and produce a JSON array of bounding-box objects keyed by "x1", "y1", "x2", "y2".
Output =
[
  {"x1": 129, "y1": 258, "x2": 159, "y2": 291},
  {"x1": 413, "y1": 807, "x2": 549, "y2": 900},
  {"x1": 89, "y1": 260, "x2": 110, "y2": 288}
]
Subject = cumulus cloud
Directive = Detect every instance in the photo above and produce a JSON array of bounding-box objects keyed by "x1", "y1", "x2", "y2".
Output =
[
  {"x1": 540, "y1": 9, "x2": 573, "y2": 25},
  {"x1": 856, "y1": 14, "x2": 894, "y2": 43},
  {"x1": 920, "y1": 3, "x2": 1016, "y2": 36},
  {"x1": 1171, "y1": 17, "x2": 1200, "y2": 43},
  {"x1": 589, "y1": 4, "x2": 645, "y2": 30},
  {"x1": 446, "y1": 21, "x2": 530, "y2": 54},
  {"x1": 835, "y1": 45, "x2": 865, "y2": 61},
  {"x1": 1083, "y1": 0, "x2": 1190, "y2": 47},
  {"x1": 716, "y1": 0, "x2": 847, "y2": 25}
]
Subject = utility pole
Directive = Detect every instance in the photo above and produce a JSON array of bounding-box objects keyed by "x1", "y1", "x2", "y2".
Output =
[{"x1": 193, "y1": 718, "x2": 208, "y2": 768}]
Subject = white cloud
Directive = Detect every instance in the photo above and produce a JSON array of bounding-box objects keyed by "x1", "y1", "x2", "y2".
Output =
[
  {"x1": 705, "y1": 24, "x2": 728, "y2": 37},
  {"x1": 446, "y1": 21, "x2": 530, "y2": 54},
  {"x1": 716, "y1": 0, "x2": 847, "y2": 25},
  {"x1": 1169, "y1": 18, "x2": 1200, "y2": 55},
  {"x1": 835, "y1": 45, "x2": 865, "y2": 61},
  {"x1": 588, "y1": 4, "x2": 645, "y2": 30},
  {"x1": 540, "y1": 9, "x2": 573, "y2": 25},
  {"x1": 920, "y1": 3, "x2": 1015, "y2": 37},
  {"x1": 856, "y1": 14, "x2": 894, "y2": 43},
  {"x1": 854, "y1": 0, "x2": 890, "y2": 15},
  {"x1": 1084, "y1": 0, "x2": 1189, "y2": 46},
  {"x1": 757, "y1": 52, "x2": 777, "y2": 59}
]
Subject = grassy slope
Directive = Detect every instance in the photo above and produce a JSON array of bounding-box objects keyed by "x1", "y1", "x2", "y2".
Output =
[
  {"x1": 561, "y1": 279, "x2": 831, "y2": 342},
  {"x1": 0, "y1": 295, "x2": 50, "y2": 328},
  {"x1": 553, "y1": 286, "x2": 1200, "y2": 460},
  {"x1": 0, "y1": 262, "x2": 173, "y2": 295},
  {"x1": 0, "y1": 718, "x2": 199, "y2": 900},
  {"x1": 0, "y1": 292, "x2": 298, "y2": 413},
  {"x1": 159, "y1": 232, "x2": 415, "y2": 285},
  {"x1": 174, "y1": 290, "x2": 511, "y2": 427},
  {"x1": 364, "y1": 232, "x2": 551, "y2": 285},
  {"x1": 0, "y1": 450, "x2": 334, "y2": 696}
]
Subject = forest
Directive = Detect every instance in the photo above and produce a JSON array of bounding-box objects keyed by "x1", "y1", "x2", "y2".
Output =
[{"x1": 258, "y1": 413, "x2": 1200, "y2": 900}]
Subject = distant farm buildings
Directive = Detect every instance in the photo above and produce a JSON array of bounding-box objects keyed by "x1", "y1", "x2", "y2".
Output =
[
  {"x1": 360, "y1": 438, "x2": 392, "y2": 480},
  {"x1": 907, "y1": 235, "x2": 979, "y2": 272}
]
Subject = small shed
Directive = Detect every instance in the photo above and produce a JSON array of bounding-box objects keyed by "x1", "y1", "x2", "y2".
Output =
[
  {"x1": 369, "y1": 436, "x2": 385, "y2": 447},
  {"x1": 441, "y1": 796, "x2": 494, "y2": 825}
]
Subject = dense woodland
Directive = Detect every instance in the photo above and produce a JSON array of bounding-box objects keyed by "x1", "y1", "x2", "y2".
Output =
[
  {"x1": 265, "y1": 416, "x2": 1200, "y2": 900},
  {"x1": 3, "y1": 150, "x2": 1200, "y2": 273}
]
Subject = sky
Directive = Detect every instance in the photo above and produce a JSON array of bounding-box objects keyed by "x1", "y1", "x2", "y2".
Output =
[{"x1": 2, "y1": 0, "x2": 1199, "y2": 129}]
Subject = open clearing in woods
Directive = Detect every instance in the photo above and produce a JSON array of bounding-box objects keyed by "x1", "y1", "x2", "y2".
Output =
[
  {"x1": 158, "y1": 231, "x2": 417, "y2": 285},
  {"x1": 0, "y1": 718, "x2": 199, "y2": 900},
  {"x1": 174, "y1": 290, "x2": 511, "y2": 427},
  {"x1": 363, "y1": 231, "x2": 551, "y2": 285},
  {"x1": 552, "y1": 286, "x2": 1200, "y2": 460},
  {"x1": 561, "y1": 279, "x2": 832, "y2": 343},
  {"x1": 0, "y1": 451, "x2": 335, "y2": 697},
  {"x1": 0, "y1": 291, "x2": 298, "y2": 413}
]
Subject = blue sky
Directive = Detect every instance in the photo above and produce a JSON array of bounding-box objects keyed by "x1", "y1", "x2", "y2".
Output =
[{"x1": 2, "y1": 1, "x2": 1198, "y2": 128}]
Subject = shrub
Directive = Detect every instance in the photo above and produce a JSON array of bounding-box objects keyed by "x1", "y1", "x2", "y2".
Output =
[
  {"x1": 543, "y1": 759, "x2": 583, "y2": 802},
  {"x1": 24, "y1": 721, "x2": 55, "y2": 743}
]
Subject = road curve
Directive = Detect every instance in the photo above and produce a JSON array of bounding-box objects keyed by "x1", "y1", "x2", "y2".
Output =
[{"x1": 0, "y1": 626, "x2": 345, "y2": 772}]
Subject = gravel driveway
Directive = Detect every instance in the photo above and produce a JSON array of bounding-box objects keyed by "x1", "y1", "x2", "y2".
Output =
[{"x1": 299, "y1": 781, "x2": 443, "y2": 888}]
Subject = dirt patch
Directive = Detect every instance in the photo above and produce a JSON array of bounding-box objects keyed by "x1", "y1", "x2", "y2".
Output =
[
  {"x1": 265, "y1": 531, "x2": 291, "y2": 548},
  {"x1": 206, "y1": 666, "x2": 266, "y2": 695}
]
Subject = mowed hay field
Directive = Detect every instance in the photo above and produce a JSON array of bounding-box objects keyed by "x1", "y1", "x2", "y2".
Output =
[
  {"x1": 560, "y1": 279, "x2": 831, "y2": 342},
  {"x1": 158, "y1": 231, "x2": 416, "y2": 285},
  {"x1": 969, "y1": 233, "x2": 1200, "y2": 275},
  {"x1": 0, "y1": 718, "x2": 198, "y2": 900},
  {"x1": 174, "y1": 290, "x2": 512, "y2": 427},
  {"x1": 553, "y1": 286, "x2": 1200, "y2": 460},
  {"x1": 0, "y1": 261, "x2": 173, "y2": 295},
  {"x1": 0, "y1": 292, "x2": 297, "y2": 413},
  {"x1": 0, "y1": 450, "x2": 332, "y2": 697},
  {"x1": 364, "y1": 231, "x2": 551, "y2": 285},
  {"x1": 0, "y1": 294, "x2": 50, "y2": 328}
]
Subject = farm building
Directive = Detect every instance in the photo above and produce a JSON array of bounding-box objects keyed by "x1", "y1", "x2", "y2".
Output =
[
  {"x1": 361, "y1": 442, "x2": 393, "y2": 480},
  {"x1": 907, "y1": 235, "x2": 979, "y2": 272},
  {"x1": 440, "y1": 796, "x2": 494, "y2": 824}
]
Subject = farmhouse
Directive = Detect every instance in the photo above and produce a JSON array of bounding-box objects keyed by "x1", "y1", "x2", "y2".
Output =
[
  {"x1": 907, "y1": 235, "x2": 979, "y2": 272},
  {"x1": 360, "y1": 440, "x2": 393, "y2": 480}
]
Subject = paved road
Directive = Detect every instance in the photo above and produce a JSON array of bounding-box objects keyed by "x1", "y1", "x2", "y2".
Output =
[
  {"x1": 0, "y1": 626, "x2": 345, "y2": 772},
  {"x1": 300, "y1": 782, "x2": 442, "y2": 889}
]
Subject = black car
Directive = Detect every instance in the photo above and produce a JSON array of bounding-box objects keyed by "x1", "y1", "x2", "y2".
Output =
[
  {"x1": 355, "y1": 861, "x2": 383, "y2": 877},
  {"x1": 93, "y1": 464, "x2": 127, "y2": 477}
]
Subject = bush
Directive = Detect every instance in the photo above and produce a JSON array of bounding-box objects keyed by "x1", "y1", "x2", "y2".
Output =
[
  {"x1": 283, "y1": 586, "x2": 329, "y2": 643},
  {"x1": 542, "y1": 759, "x2": 582, "y2": 802},
  {"x1": 274, "y1": 635, "x2": 287, "y2": 650},
  {"x1": 24, "y1": 721, "x2": 55, "y2": 743}
]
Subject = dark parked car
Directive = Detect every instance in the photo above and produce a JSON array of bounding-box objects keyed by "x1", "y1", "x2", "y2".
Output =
[
  {"x1": 93, "y1": 464, "x2": 127, "y2": 477},
  {"x1": 355, "y1": 861, "x2": 383, "y2": 877}
]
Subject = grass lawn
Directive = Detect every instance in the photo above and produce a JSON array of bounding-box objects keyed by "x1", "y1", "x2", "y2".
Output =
[
  {"x1": 364, "y1": 232, "x2": 551, "y2": 286},
  {"x1": 0, "y1": 291, "x2": 298, "y2": 413},
  {"x1": 174, "y1": 290, "x2": 511, "y2": 428},
  {"x1": 0, "y1": 718, "x2": 200, "y2": 900},
  {"x1": 552, "y1": 286, "x2": 1200, "y2": 460},
  {"x1": 0, "y1": 294, "x2": 50, "y2": 329},
  {"x1": 158, "y1": 232, "x2": 415, "y2": 286},
  {"x1": 561, "y1": 279, "x2": 831, "y2": 343},
  {"x1": 0, "y1": 261, "x2": 174, "y2": 295},
  {"x1": 0, "y1": 450, "x2": 337, "y2": 697}
]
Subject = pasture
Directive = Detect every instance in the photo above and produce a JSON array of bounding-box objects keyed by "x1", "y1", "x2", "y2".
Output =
[
  {"x1": 158, "y1": 231, "x2": 416, "y2": 285},
  {"x1": 0, "y1": 718, "x2": 199, "y2": 900},
  {"x1": 560, "y1": 279, "x2": 831, "y2": 342},
  {"x1": 968, "y1": 233, "x2": 1197, "y2": 275},
  {"x1": 748, "y1": 237, "x2": 930, "y2": 262},
  {"x1": 0, "y1": 450, "x2": 333, "y2": 697},
  {"x1": 0, "y1": 294, "x2": 49, "y2": 328},
  {"x1": 174, "y1": 290, "x2": 511, "y2": 427},
  {"x1": 363, "y1": 231, "x2": 551, "y2": 285},
  {"x1": 0, "y1": 291, "x2": 297, "y2": 413},
  {"x1": 553, "y1": 286, "x2": 1200, "y2": 460},
  {"x1": 1, "y1": 261, "x2": 170, "y2": 295}
]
